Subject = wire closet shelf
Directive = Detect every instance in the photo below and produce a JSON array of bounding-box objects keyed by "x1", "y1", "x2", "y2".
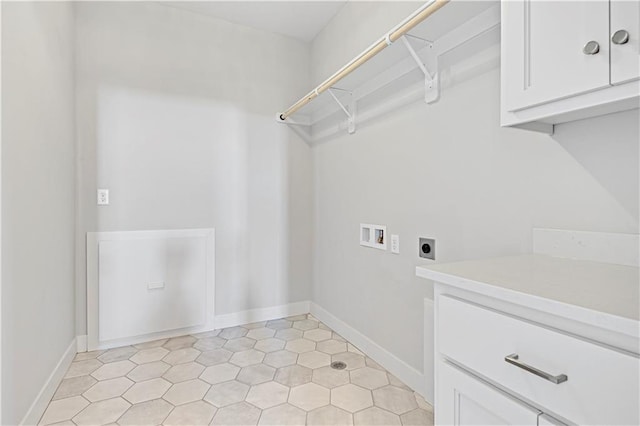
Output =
[{"x1": 276, "y1": 0, "x2": 501, "y2": 143}]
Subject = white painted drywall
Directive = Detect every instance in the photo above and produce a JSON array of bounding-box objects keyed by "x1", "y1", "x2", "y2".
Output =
[
  {"x1": 74, "y1": 2, "x2": 313, "y2": 337},
  {"x1": 310, "y1": 0, "x2": 639, "y2": 396},
  {"x1": 0, "y1": 3, "x2": 3, "y2": 422},
  {"x1": 1, "y1": 2, "x2": 76, "y2": 423}
]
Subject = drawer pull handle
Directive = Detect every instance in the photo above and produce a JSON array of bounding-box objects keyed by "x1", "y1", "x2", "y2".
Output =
[{"x1": 504, "y1": 354, "x2": 568, "y2": 384}]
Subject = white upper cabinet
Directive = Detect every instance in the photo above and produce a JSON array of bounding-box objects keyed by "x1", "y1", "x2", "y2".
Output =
[
  {"x1": 611, "y1": 0, "x2": 640, "y2": 85},
  {"x1": 501, "y1": 0, "x2": 640, "y2": 132},
  {"x1": 503, "y1": 1, "x2": 610, "y2": 112}
]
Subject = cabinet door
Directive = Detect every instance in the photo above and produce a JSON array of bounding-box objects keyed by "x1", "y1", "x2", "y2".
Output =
[
  {"x1": 502, "y1": 1, "x2": 610, "y2": 111},
  {"x1": 610, "y1": 0, "x2": 640, "y2": 84},
  {"x1": 436, "y1": 362, "x2": 540, "y2": 425}
]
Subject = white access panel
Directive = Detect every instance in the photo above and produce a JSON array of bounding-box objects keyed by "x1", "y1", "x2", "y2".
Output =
[
  {"x1": 610, "y1": 0, "x2": 640, "y2": 85},
  {"x1": 87, "y1": 229, "x2": 215, "y2": 350}
]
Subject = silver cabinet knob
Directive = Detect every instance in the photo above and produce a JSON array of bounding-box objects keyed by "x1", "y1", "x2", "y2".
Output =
[
  {"x1": 612, "y1": 29, "x2": 630, "y2": 45},
  {"x1": 583, "y1": 40, "x2": 600, "y2": 55}
]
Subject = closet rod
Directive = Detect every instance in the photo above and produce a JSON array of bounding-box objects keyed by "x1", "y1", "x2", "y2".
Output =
[{"x1": 279, "y1": 0, "x2": 449, "y2": 121}]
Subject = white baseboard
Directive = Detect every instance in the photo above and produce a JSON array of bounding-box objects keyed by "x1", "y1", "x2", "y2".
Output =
[
  {"x1": 214, "y1": 301, "x2": 311, "y2": 330},
  {"x1": 91, "y1": 324, "x2": 218, "y2": 351},
  {"x1": 79, "y1": 301, "x2": 312, "y2": 352},
  {"x1": 77, "y1": 335, "x2": 87, "y2": 353},
  {"x1": 20, "y1": 337, "x2": 77, "y2": 426},
  {"x1": 310, "y1": 302, "x2": 427, "y2": 400}
]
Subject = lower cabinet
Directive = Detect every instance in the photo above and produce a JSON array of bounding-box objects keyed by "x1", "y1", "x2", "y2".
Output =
[
  {"x1": 433, "y1": 288, "x2": 639, "y2": 425},
  {"x1": 436, "y1": 362, "x2": 540, "y2": 425}
]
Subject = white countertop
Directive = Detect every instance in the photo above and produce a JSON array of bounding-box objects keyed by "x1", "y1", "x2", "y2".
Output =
[{"x1": 417, "y1": 254, "x2": 639, "y2": 336}]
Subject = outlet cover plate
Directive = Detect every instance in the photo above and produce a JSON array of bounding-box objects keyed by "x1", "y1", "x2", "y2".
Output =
[
  {"x1": 391, "y1": 234, "x2": 400, "y2": 254},
  {"x1": 97, "y1": 189, "x2": 109, "y2": 206},
  {"x1": 419, "y1": 237, "x2": 435, "y2": 260}
]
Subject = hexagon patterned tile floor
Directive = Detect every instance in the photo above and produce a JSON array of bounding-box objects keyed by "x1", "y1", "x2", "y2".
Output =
[{"x1": 39, "y1": 314, "x2": 434, "y2": 425}]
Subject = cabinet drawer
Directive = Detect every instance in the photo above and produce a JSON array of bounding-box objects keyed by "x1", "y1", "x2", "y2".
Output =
[{"x1": 438, "y1": 295, "x2": 640, "y2": 425}]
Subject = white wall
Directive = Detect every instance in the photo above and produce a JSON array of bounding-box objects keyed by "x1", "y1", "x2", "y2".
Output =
[
  {"x1": 1, "y1": 2, "x2": 76, "y2": 423},
  {"x1": 74, "y1": 2, "x2": 313, "y2": 337},
  {"x1": 0, "y1": 3, "x2": 4, "y2": 422},
  {"x1": 1, "y1": 4, "x2": 4, "y2": 421},
  {"x1": 311, "y1": 0, "x2": 639, "y2": 391}
]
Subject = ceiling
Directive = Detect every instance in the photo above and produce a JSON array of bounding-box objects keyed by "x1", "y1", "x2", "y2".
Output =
[{"x1": 160, "y1": 1, "x2": 348, "y2": 42}]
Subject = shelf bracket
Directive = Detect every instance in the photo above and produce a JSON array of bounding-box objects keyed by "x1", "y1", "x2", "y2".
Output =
[
  {"x1": 403, "y1": 33, "x2": 434, "y2": 45},
  {"x1": 328, "y1": 88, "x2": 356, "y2": 134},
  {"x1": 400, "y1": 35, "x2": 439, "y2": 104}
]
